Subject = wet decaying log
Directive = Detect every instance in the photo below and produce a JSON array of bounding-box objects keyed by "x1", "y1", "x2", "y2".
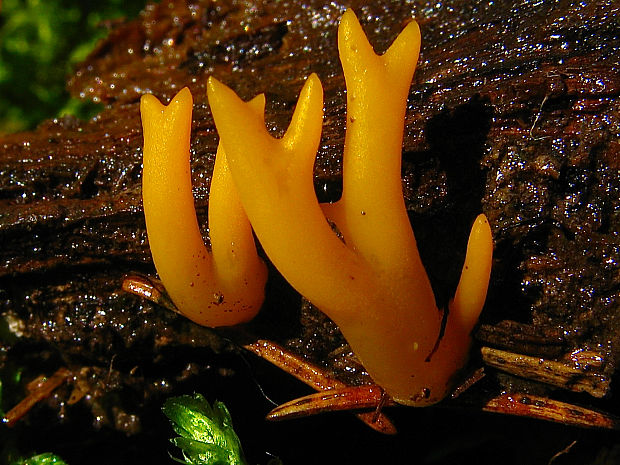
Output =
[{"x1": 0, "y1": 0, "x2": 619, "y2": 463}]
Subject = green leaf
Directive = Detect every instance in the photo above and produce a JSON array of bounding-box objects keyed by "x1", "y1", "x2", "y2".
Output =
[{"x1": 163, "y1": 394, "x2": 248, "y2": 465}]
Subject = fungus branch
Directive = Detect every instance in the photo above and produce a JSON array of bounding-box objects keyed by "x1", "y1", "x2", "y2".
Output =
[
  {"x1": 208, "y1": 10, "x2": 493, "y2": 406},
  {"x1": 141, "y1": 89, "x2": 267, "y2": 327}
]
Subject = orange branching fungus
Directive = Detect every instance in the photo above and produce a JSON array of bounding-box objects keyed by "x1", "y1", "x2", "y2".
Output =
[
  {"x1": 141, "y1": 88, "x2": 267, "y2": 327},
  {"x1": 207, "y1": 10, "x2": 493, "y2": 405}
]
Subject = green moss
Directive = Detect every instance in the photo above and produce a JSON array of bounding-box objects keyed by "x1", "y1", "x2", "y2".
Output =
[
  {"x1": 11, "y1": 453, "x2": 69, "y2": 465},
  {"x1": 163, "y1": 394, "x2": 249, "y2": 465},
  {"x1": 0, "y1": 0, "x2": 146, "y2": 134}
]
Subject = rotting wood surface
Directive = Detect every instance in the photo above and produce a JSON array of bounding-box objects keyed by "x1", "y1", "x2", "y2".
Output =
[{"x1": 0, "y1": 0, "x2": 619, "y2": 451}]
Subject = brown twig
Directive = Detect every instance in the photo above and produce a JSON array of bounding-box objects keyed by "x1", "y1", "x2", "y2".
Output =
[
  {"x1": 481, "y1": 346, "x2": 609, "y2": 398},
  {"x1": 245, "y1": 339, "x2": 397, "y2": 434},
  {"x1": 483, "y1": 393, "x2": 619, "y2": 430},
  {"x1": 3, "y1": 367, "x2": 72, "y2": 427},
  {"x1": 266, "y1": 385, "x2": 396, "y2": 421}
]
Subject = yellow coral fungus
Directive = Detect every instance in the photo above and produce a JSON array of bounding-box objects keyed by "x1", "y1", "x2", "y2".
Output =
[
  {"x1": 207, "y1": 10, "x2": 493, "y2": 405},
  {"x1": 141, "y1": 88, "x2": 267, "y2": 327}
]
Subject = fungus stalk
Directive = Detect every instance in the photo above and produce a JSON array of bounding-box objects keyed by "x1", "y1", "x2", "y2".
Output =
[
  {"x1": 141, "y1": 88, "x2": 267, "y2": 327},
  {"x1": 208, "y1": 10, "x2": 492, "y2": 405}
]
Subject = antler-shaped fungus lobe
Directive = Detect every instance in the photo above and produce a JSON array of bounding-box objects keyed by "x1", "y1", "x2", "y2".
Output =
[
  {"x1": 208, "y1": 9, "x2": 493, "y2": 405},
  {"x1": 141, "y1": 88, "x2": 267, "y2": 327}
]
